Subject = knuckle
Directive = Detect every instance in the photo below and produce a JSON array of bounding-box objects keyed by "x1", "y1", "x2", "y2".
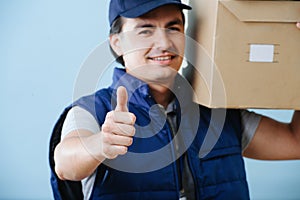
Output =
[
  {"x1": 101, "y1": 124, "x2": 110, "y2": 133},
  {"x1": 102, "y1": 133, "x2": 113, "y2": 144},
  {"x1": 130, "y1": 126, "x2": 136, "y2": 136},
  {"x1": 102, "y1": 145, "x2": 111, "y2": 157},
  {"x1": 125, "y1": 126, "x2": 135, "y2": 136},
  {"x1": 102, "y1": 145, "x2": 127, "y2": 159},
  {"x1": 119, "y1": 125, "x2": 133, "y2": 136},
  {"x1": 102, "y1": 121, "x2": 115, "y2": 133},
  {"x1": 120, "y1": 146, "x2": 128, "y2": 155},
  {"x1": 107, "y1": 154, "x2": 117, "y2": 159},
  {"x1": 105, "y1": 112, "x2": 115, "y2": 121},
  {"x1": 107, "y1": 134, "x2": 114, "y2": 144},
  {"x1": 103, "y1": 146, "x2": 117, "y2": 159},
  {"x1": 130, "y1": 114, "x2": 136, "y2": 124},
  {"x1": 127, "y1": 138, "x2": 133, "y2": 146}
]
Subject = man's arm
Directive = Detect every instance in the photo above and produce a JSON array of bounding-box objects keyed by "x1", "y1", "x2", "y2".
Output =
[
  {"x1": 243, "y1": 23, "x2": 300, "y2": 160},
  {"x1": 243, "y1": 111, "x2": 300, "y2": 160},
  {"x1": 54, "y1": 129, "x2": 105, "y2": 180},
  {"x1": 54, "y1": 86, "x2": 136, "y2": 181}
]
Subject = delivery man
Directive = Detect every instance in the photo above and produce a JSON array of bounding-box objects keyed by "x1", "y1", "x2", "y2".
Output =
[{"x1": 51, "y1": 0, "x2": 300, "y2": 199}]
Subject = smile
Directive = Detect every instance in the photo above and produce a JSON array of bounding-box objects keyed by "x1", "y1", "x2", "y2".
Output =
[{"x1": 151, "y1": 56, "x2": 173, "y2": 61}]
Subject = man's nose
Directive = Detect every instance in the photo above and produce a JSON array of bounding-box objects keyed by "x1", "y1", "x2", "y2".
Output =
[{"x1": 154, "y1": 28, "x2": 172, "y2": 50}]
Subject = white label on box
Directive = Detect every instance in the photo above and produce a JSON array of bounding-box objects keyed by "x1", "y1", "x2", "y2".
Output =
[{"x1": 249, "y1": 44, "x2": 274, "y2": 63}]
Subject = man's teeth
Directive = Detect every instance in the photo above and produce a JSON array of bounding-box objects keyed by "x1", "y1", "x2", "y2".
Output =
[{"x1": 153, "y1": 56, "x2": 171, "y2": 61}]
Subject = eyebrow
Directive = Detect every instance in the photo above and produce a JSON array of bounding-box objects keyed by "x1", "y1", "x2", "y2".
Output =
[
  {"x1": 134, "y1": 23, "x2": 155, "y2": 29},
  {"x1": 134, "y1": 18, "x2": 183, "y2": 29},
  {"x1": 166, "y1": 18, "x2": 183, "y2": 27}
]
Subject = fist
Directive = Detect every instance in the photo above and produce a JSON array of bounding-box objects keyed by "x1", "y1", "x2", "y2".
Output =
[{"x1": 100, "y1": 86, "x2": 136, "y2": 159}]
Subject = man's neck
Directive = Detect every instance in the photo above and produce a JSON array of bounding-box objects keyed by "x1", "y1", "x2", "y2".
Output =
[{"x1": 149, "y1": 84, "x2": 174, "y2": 108}]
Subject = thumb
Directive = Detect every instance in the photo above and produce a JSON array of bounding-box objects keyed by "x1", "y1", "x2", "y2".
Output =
[{"x1": 115, "y1": 86, "x2": 129, "y2": 112}]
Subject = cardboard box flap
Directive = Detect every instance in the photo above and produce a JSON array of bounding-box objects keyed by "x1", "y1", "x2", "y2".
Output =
[{"x1": 220, "y1": 1, "x2": 300, "y2": 22}]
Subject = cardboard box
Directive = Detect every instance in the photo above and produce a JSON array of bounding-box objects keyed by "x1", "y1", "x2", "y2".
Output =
[{"x1": 185, "y1": 0, "x2": 300, "y2": 109}]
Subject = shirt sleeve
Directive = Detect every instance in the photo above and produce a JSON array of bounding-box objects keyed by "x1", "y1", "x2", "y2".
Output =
[
  {"x1": 240, "y1": 109, "x2": 262, "y2": 151},
  {"x1": 61, "y1": 106, "x2": 100, "y2": 139}
]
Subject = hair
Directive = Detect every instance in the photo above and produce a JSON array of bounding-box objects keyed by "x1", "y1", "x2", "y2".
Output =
[
  {"x1": 109, "y1": 17, "x2": 125, "y2": 65},
  {"x1": 109, "y1": 10, "x2": 186, "y2": 66}
]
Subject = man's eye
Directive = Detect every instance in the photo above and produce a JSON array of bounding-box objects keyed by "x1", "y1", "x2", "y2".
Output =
[
  {"x1": 167, "y1": 27, "x2": 181, "y2": 32},
  {"x1": 138, "y1": 29, "x2": 153, "y2": 35}
]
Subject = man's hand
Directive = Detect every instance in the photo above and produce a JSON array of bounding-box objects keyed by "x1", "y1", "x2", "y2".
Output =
[
  {"x1": 54, "y1": 86, "x2": 136, "y2": 180},
  {"x1": 100, "y1": 86, "x2": 136, "y2": 159},
  {"x1": 297, "y1": 22, "x2": 300, "y2": 29}
]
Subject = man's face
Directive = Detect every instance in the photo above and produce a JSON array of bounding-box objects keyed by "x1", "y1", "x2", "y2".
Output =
[{"x1": 112, "y1": 5, "x2": 185, "y2": 84}]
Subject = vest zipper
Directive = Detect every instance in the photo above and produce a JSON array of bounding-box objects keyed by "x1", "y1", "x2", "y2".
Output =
[
  {"x1": 166, "y1": 120, "x2": 181, "y2": 199},
  {"x1": 185, "y1": 152, "x2": 198, "y2": 200}
]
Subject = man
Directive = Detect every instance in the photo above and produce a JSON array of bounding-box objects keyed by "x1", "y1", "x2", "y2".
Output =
[{"x1": 52, "y1": 0, "x2": 300, "y2": 199}]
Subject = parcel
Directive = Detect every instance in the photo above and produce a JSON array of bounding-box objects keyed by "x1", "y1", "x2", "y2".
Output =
[{"x1": 185, "y1": 0, "x2": 300, "y2": 109}]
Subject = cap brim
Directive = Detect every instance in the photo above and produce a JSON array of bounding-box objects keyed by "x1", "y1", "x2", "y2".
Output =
[{"x1": 120, "y1": 0, "x2": 191, "y2": 19}]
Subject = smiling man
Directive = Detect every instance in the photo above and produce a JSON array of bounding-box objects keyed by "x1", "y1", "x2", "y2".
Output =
[
  {"x1": 110, "y1": 4, "x2": 186, "y2": 108},
  {"x1": 51, "y1": 0, "x2": 300, "y2": 199}
]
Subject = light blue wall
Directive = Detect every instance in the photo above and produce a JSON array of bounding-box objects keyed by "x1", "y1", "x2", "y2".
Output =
[
  {"x1": 1, "y1": 1, "x2": 299, "y2": 199},
  {"x1": 0, "y1": 0, "x2": 109, "y2": 199}
]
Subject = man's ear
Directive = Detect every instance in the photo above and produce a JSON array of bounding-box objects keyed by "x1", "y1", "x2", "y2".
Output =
[{"x1": 109, "y1": 34, "x2": 122, "y2": 56}]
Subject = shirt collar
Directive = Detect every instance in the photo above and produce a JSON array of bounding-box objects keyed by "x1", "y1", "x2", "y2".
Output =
[
  {"x1": 110, "y1": 67, "x2": 150, "y2": 97},
  {"x1": 110, "y1": 66, "x2": 194, "y2": 110}
]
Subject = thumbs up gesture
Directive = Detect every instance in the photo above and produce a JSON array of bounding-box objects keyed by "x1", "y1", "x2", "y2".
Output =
[
  {"x1": 115, "y1": 86, "x2": 129, "y2": 112},
  {"x1": 100, "y1": 86, "x2": 136, "y2": 159}
]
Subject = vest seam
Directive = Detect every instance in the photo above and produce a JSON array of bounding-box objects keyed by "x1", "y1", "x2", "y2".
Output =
[
  {"x1": 98, "y1": 189, "x2": 179, "y2": 196},
  {"x1": 202, "y1": 178, "x2": 247, "y2": 188}
]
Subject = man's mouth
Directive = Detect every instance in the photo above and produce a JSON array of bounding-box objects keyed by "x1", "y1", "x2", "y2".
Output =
[{"x1": 150, "y1": 55, "x2": 174, "y2": 61}]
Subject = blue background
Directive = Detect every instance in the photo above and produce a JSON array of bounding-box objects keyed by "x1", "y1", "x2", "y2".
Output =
[{"x1": 1, "y1": 0, "x2": 300, "y2": 199}]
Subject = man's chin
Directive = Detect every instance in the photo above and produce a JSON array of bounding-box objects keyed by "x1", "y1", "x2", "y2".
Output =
[
  {"x1": 141, "y1": 74, "x2": 177, "y2": 86},
  {"x1": 127, "y1": 65, "x2": 178, "y2": 83}
]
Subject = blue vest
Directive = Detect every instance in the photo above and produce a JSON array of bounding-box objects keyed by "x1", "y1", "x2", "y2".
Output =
[{"x1": 50, "y1": 68, "x2": 250, "y2": 200}]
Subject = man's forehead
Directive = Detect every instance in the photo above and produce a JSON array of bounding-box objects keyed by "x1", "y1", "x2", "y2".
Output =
[{"x1": 123, "y1": 17, "x2": 183, "y2": 29}]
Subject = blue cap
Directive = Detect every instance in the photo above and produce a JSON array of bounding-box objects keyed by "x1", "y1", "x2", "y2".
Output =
[{"x1": 109, "y1": 0, "x2": 191, "y2": 26}]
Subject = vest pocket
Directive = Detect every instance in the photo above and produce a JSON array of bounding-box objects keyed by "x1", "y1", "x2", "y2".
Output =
[
  {"x1": 199, "y1": 146, "x2": 246, "y2": 186},
  {"x1": 200, "y1": 146, "x2": 241, "y2": 161},
  {"x1": 197, "y1": 146, "x2": 249, "y2": 199}
]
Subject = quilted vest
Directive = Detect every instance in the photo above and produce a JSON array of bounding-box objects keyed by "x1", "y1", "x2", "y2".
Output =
[{"x1": 50, "y1": 67, "x2": 250, "y2": 200}]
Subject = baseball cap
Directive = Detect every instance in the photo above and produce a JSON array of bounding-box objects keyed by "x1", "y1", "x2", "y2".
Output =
[{"x1": 109, "y1": 0, "x2": 192, "y2": 26}]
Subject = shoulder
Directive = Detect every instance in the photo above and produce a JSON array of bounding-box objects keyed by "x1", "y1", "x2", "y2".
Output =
[
  {"x1": 72, "y1": 88, "x2": 114, "y2": 123},
  {"x1": 74, "y1": 88, "x2": 113, "y2": 109}
]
